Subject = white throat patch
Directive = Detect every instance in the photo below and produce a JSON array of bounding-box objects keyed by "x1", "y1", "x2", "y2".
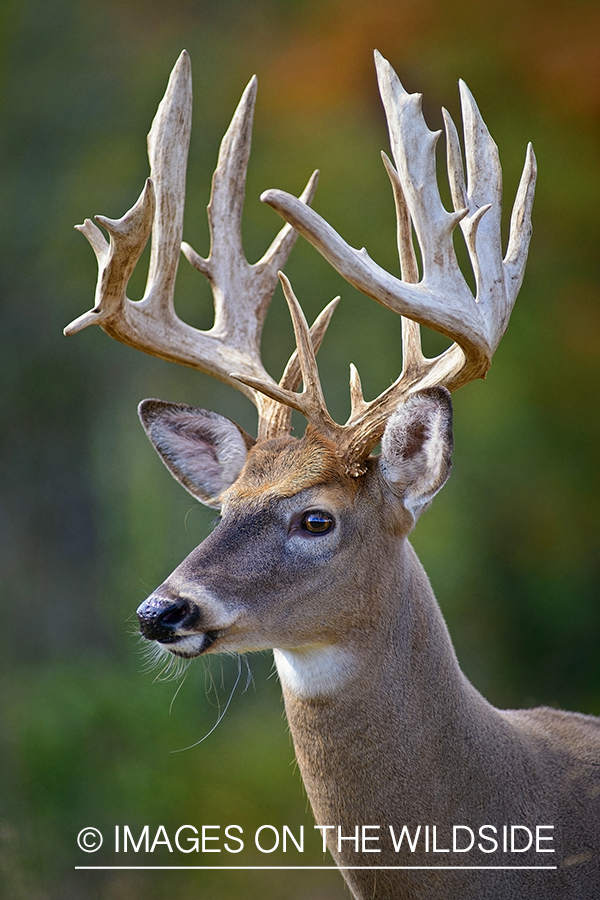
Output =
[{"x1": 274, "y1": 645, "x2": 355, "y2": 699}]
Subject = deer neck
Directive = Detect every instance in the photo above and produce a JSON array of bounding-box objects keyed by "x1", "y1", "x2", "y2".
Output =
[{"x1": 274, "y1": 539, "x2": 499, "y2": 830}]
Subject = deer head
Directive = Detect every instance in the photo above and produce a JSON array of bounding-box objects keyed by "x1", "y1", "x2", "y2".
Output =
[{"x1": 65, "y1": 46, "x2": 535, "y2": 686}]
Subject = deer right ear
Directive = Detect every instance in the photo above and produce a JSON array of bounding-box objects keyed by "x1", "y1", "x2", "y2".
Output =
[
  {"x1": 379, "y1": 387, "x2": 453, "y2": 523},
  {"x1": 138, "y1": 399, "x2": 254, "y2": 509}
]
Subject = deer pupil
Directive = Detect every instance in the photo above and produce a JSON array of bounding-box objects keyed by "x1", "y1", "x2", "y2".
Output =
[{"x1": 302, "y1": 511, "x2": 334, "y2": 534}]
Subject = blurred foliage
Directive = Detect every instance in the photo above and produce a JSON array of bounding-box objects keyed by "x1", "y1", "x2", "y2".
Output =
[{"x1": 0, "y1": 0, "x2": 599, "y2": 897}]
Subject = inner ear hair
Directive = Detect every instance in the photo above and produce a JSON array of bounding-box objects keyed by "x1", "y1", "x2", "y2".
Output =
[
  {"x1": 379, "y1": 388, "x2": 453, "y2": 517},
  {"x1": 138, "y1": 399, "x2": 252, "y2": 508}
]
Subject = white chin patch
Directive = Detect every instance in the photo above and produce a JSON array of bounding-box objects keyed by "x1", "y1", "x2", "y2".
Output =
[
  {"x1": 274, "y1": 645, "x2": 355, "y2": 699},
  {"x1": 162, "y1": 634, "x2": 210, "y2": 658}
]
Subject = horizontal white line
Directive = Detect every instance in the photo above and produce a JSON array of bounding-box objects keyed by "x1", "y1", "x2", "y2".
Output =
[{"x1": 75, "y1": 865, "x2": 558, "y2": 871}]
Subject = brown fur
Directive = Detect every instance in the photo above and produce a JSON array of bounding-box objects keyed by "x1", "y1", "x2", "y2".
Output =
[{"x1": 224, "y1": 427, "x2": 357, "y2": 506}]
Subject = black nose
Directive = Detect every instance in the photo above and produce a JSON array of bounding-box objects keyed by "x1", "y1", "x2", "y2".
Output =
[{"x1": 136, "y1": 595, "x2": 199, "y2": 642}]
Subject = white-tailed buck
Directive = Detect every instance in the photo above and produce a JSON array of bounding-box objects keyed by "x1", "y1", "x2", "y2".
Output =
[{"x1": 66, "y1": 50, "x2": 600, "y2": 898}]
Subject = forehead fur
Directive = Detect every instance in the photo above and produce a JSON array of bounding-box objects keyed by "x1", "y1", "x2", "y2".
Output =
[{"x1": 225, "y1": 427, "x2": 356, "y2": 505}]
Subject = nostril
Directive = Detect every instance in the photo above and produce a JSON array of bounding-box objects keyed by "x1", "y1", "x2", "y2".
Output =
[
  {"x1": 159, "y1": 600, "x2": 190, "y2": 627},
  {"x1": 137, "y1": 595, "x2": 199, "y2": 642}
]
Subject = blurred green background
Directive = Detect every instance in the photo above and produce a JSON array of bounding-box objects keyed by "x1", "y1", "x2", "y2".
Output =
[{"x1": 1, "y1": 0, "x2": 599, "y2": 897}]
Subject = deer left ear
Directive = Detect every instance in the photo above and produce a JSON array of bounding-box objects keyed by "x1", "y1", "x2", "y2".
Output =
[
  {"x1": 138, "y1": 399, "x2": 255, "y2": 509},
  {"x1": 379, "y1": 387, "x2": 453, "y2": 522}
]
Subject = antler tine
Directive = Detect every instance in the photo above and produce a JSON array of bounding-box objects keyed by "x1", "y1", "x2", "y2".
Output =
[
  {"x1": 232, "y1": 274, "x2": 340, "y2": 441},
  {"x1": 66, "y1": 179, "x2": 156, "y2": 336},
  {"x1": 504, "y1": 141, "x2": 537, "y2": 300},
  {"x1": 260, "y1": 294, "x2": 340, "y2": 441},
  {"x1": 181, "y1": 73, "x2": 319, "y2": 356},
  {"x1": 65, "y1": 51, "x2": 331, "y2": 438},
  {"x1": 381, "y1": 150, "x2": 426, "y2": 383}
]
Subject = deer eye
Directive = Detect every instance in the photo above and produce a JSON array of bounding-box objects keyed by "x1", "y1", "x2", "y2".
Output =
[{"x1": 301, "y1": 510, "x2": 335, "y2": 534}]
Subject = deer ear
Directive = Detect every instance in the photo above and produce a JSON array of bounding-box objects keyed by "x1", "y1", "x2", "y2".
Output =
[
  {"x1": 138, "y1": 399, "x2": 254, "y2": 509},
  {"x1": 379, "y1": 387, "x2": 453, "y2": 522}
]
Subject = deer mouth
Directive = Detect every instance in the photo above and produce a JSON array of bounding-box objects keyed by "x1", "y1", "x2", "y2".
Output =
[{"x1": 161, "y1": 630, "x2": 220, "y2": 657}]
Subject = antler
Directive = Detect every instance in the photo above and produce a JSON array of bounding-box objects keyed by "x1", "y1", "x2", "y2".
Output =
[
  {"x1": 67, "y1": 50, "x2": 536, "y2": 477},
  {"x1": 260, "y1": 51, "x2": 537, "y2": 472},
  {"x1": 64, "y1": 50, "x2": 338, "y2": 441}
]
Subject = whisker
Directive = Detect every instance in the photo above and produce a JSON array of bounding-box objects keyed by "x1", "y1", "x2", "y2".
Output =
[
  {"x1": 243, "y1": 655, "x2": 254, "y2": 693},
  {"x1": 169, "y1": 672, "x2": 188, "y2": 715},
  {"x1": 138, "y1": 637, "x2": 191, "y2": 682},
  {"x1": 172, "y1": 655, "x2": 243, "y2": 753}
]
